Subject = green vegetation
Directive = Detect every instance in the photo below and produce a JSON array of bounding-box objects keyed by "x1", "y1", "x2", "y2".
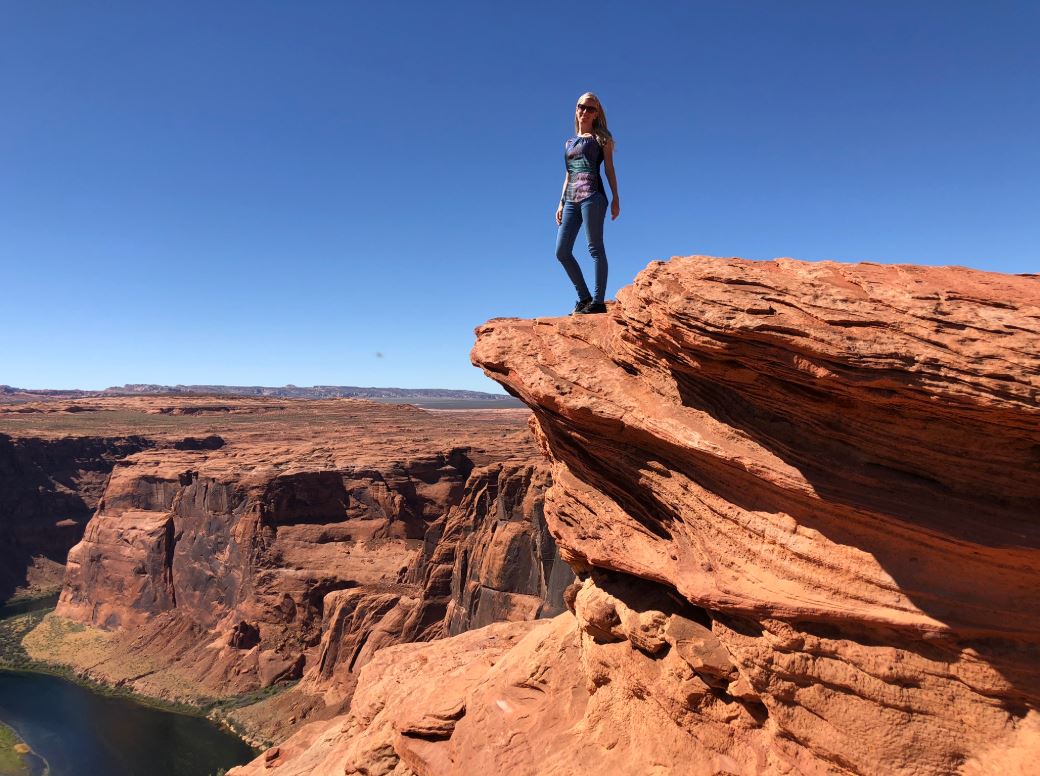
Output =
[
  {"x1": 4, "y1": 587, "x2": 61, "y2": 606},
  {"x1": 205, "y1": 680, "x2": 296, "y2": 748},
  {"x1": 0, "y1": 591, "x2": 60, "y2": 621},
  {"x1": 0, "y1": 610, "x2": 50, "y2": 670},
  {"x1": 206, "y1": 680, "x2": 297, "y2": 715},
  {"x1": 0, "y1": 723, "x2": 31, "y2": 776},
  {"x1": 2, "y1": 610, "x2": 201, "y2": 718},
  {"x1": 1, "y1": 606, "x2": 264, "y2": 756}
]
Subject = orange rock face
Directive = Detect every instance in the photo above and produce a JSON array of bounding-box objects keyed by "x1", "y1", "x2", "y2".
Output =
[{"x1": 234, "y1": 257, "x2": 1039, "y2": 775}]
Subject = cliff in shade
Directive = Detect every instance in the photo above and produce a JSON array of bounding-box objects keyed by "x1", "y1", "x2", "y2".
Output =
[
  {"x1": 16, "y1": 398, "x2": 570, "y2": 744},
  {"x1": 230, "y1": 257, "x2": 1040, "y2": 776},
  {"x1": 0, "y1": 433, "x2": 151, "y2": 599}
]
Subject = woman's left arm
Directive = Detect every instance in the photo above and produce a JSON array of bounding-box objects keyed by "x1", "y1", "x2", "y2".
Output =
[{"x1": 603, "y1": 141, "x2": 620, "y2": 221}]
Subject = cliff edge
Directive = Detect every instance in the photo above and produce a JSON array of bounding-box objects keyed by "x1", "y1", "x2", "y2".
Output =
[{"x1": 231, "y1": 256, "x2": 1039, "y2": 775}]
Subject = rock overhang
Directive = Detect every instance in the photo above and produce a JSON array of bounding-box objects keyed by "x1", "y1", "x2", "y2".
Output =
[{"x1": 471, "y1": 256, "x2": 1040, "y2": 639}]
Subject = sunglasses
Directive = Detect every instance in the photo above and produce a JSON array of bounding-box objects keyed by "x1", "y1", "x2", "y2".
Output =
[{"x1": 576, "y1": 104, "x2": 598, "y2": 114}]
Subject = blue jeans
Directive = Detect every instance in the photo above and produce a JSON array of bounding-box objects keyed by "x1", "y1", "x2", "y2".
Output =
[{"x1": 556, "y1": 191, "x2": 608, "y2": 304}]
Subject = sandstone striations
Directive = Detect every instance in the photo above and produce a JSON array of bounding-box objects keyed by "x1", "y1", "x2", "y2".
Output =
[
  {"x1": 232, "y1": 257, "x2": 1039, "y2": 775},
  {"x1": 14, "y1": 398, "x2": 569, "y2": 744}
]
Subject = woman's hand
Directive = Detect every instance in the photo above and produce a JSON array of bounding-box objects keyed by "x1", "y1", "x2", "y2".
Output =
[
  {"x1": 611, "y1": 198, "x2": 620, "y2": 221},
  {"x1": 555, "y1": 203, "x2": 564, "y2": 225}
]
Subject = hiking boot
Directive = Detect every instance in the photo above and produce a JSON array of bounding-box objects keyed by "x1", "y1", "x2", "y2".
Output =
[
  {"x1": 578, "y1": 302, "x2": 608, "y2": 314},
  {"x1": 571, "y1": 298, "x2": 592, "y2": 315}
]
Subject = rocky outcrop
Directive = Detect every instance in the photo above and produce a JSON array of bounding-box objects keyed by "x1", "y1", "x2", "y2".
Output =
[
  {"x1": 239, "y1": 619, "x2": 543, "y2": 776},
  {"x1": 477, "y1": 258, "x2": 1039, "y2": 635},
  {"x1": 233, "y1": 257, "x2": 1039, "y2": 775}
]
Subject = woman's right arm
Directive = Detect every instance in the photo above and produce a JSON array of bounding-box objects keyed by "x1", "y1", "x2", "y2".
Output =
[{"x1": 556, "y1": 174, "x2": 567, "y2": 225}]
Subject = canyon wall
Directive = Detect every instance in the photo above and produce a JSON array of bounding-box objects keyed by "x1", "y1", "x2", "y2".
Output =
[
  {"x1": 0, "y1": 432, "x2": 150, "y2": 599},
  {"x1": 233, "y1": 257, "x2": 1039, "y2": 776},
  {"x1": 243, "y1": 458, "x2": 571, "y2": 741}
]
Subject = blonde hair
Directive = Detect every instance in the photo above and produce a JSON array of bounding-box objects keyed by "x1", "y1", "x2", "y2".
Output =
[{"x1": 574, "y1": 92, "x2": 614, "y2": 149}]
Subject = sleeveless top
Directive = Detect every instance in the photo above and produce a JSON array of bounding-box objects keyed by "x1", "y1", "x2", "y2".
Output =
[{"x1": 564, "y1": 135, "x2": 604, "y2": 203}]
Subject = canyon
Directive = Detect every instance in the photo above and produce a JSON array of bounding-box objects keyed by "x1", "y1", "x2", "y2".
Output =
[
  {"x1": 5, "y1": 255, "x2": 1038, "y2": 775},
  {"x1": 2, "y1": 397, "x2": 570, "y2": 744}
]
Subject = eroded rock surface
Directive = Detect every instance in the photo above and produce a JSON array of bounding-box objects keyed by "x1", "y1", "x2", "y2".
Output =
[{"x1": 233, "y1": 257, "x2": 1039, "y2": 775}]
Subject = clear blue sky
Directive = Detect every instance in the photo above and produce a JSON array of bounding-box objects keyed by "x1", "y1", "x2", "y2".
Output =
[{"x1": 2, "y1": 2, "x2": 1036, "y2": 392}]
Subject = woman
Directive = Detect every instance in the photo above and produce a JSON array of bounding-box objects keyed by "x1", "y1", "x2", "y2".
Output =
[{"x1": 555, "y1": 92, "x2": 620, "y2": 315}]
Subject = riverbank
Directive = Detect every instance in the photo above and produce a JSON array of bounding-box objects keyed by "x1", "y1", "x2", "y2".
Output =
[
  {"x1": 1, "y1": 608, "x2": 152, "y2": 704},
  {"x1": 11, "y1": 612, "x2": 201, "y2": 714},
  {"x1": 0, "y1": 721, "x2": 39, "y2": 776},
  {"x1": 0, "y1": 669, "x2": 253, "y2": 776},
  {"x1": 0, "y1": 603, "x2": 269, "y2": 752},
  {"x1": 0, "y1": 597, "x2": 255, "y2": 773}
]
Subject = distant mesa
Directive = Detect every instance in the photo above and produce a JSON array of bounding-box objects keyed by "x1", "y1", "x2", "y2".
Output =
[
  {"x1": 103, "y1": 384, "x2": 515, "y2": 401},
  {"x1": 0, "y1": 383, "x2": 521, "y2": 405}
]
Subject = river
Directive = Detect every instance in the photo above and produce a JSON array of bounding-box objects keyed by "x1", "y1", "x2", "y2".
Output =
[{"x1": 0, "y1": 670, "x2": 255, "y2": 776}]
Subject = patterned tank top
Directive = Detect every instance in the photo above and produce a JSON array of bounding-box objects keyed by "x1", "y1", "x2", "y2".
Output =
[{"x1": 564, "y1": 135, "x2": 604, "y2": 203}]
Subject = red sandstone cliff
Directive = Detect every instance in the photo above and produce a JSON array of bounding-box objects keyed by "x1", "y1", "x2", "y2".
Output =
[{"x1": 232, "y1": 257, "x2": 1039, "y2": 775}]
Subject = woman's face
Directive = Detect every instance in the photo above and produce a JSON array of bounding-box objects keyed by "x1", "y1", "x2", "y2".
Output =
[{"x1": 576, "y1": 99, "x2": 598, "y2": 131}]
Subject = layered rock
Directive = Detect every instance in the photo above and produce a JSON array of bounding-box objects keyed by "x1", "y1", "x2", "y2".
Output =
[{"x1": 233, "y1": 257, "x2": 1039, "y2": 775}]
